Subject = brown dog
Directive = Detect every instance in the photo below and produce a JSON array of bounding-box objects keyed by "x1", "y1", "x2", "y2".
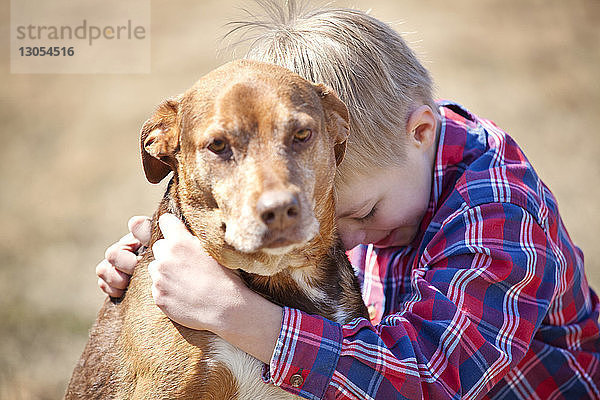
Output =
[{"x1": 65, "y1": 59, "x2": 368, "y2": 399}]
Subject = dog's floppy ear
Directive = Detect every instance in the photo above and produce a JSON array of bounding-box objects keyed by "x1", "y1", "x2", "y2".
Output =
[
  {"x1": 313, "y1": 83, "x2": 350, "y2": 166},
  {"x1": 140, "y1": 98, "x2": 181, "y2": 184}
]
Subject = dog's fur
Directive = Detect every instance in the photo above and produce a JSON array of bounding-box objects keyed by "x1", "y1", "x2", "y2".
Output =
[{"x1": 65, "y1": 60, "x2": 368, "y2": 399}]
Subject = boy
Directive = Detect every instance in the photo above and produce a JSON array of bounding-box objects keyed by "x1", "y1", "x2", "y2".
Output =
[{"x1": 96, "y1": 3, "x2": 600, "y2": 399}]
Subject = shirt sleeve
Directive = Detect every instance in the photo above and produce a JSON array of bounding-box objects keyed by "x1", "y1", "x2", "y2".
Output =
[{"x1": 264, "y1": 202, "x2": 557, "y2": 399}]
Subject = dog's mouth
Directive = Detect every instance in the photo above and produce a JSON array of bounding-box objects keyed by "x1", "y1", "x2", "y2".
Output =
[
  {"x1": 258, "y1": 224, "x2": 319, "y2": 255},
  {"x1": 263, "y1": 237, "x2": 296, "y2": 249},
  {"x1": 223, "y1": 215, "x2": 319, "y2": 256},
  {"x1": 261, "y1": 242, "x2": 303, "y2": 256},
  {"x1": 258, "y1": 232, "x2": 310, "y2": 255}
]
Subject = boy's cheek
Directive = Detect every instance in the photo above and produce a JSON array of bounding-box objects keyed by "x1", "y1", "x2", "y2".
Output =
[{"x1": 337, "y1": 224, "x2": 366, "y2": 250}]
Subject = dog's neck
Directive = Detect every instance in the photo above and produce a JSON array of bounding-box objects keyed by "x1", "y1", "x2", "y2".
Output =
[
  {"x1": 148, "y1": 176, "x2": 367, "y2": 324},
  {"x1": 237, "y1": 238, "x2": 367, "y2": 324}
]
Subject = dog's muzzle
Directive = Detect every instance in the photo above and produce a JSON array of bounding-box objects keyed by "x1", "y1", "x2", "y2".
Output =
[{"x1": 223, "y1": 189, "x2": 319, "y2": 254}]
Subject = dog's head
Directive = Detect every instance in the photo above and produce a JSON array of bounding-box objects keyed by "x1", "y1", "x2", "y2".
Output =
[{"x1": 140, "y1": 60, "x2": 349, "y2": 275}]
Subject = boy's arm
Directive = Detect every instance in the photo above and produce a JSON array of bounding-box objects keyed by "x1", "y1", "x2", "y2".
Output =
[{"x1": 266, "y1": 203, "x2": 559, "y2": 399}]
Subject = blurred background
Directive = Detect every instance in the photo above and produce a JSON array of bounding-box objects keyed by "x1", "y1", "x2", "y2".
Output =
[{"x1": 1, "y1": 0, "x2": 598, "y2": 398}]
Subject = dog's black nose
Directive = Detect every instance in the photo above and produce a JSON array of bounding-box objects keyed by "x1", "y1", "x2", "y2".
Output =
[{"x1": 257, "y1": 191, "x2": 300, "y2": 230}]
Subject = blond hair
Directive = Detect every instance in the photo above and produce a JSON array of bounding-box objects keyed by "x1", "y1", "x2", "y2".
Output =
[{"x1": 226, "y1": 1, "x2": 435, "y2": 184}]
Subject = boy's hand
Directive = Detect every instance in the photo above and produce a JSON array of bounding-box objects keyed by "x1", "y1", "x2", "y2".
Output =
[
  {"x1": 99, "y1": 213, "x2": 282, "y2": 363},
  {"x1": 148, "y1": 213, "x2": 282, "y2": 363},
  {"x1": 96, "y1": 216, "x2": 152, "y2": 297},
  {"x1": 148, "y1": 213, "x2": 246, "y2": 333}
]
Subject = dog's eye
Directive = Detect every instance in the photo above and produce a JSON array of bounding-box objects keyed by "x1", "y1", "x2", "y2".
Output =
[
  {"x1": 293, "y1": 129, "x2": 312, "y2": 143},
  {"x1": 207, "y1": 139, "x2": 229, "y2": 154}
]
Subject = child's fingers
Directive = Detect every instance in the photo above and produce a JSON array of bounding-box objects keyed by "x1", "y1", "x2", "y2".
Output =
[
  {"x1": 104, "y1": 244, "x2": 138, "y2": 275},
  {"x1": 96, "y1": 259, "x2": 131, "y2": 290},
  {"x1": 151, "y1": 238, "x2": 166, "y2": 261},
  {"x1": 158, "y1": 213, "x2": 193, "y2": 242},
  {"x1": 117, "y1": 232, "x2": 142, "y2": 250},
  {"x1": 98, "y1": 277, "x2": 125, "y2": 298},
  {"x1": 128, "y1": 215, "x2": 152, "y2": 246}
]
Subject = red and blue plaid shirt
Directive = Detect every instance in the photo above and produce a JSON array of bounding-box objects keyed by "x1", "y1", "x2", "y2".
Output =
[{"x1": 264, "y1": 101, "x2": 600, "y2": 399}]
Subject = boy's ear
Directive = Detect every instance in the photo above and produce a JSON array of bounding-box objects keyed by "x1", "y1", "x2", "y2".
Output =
[
  {"x1": 406, "y1": 105, "x2": 437, "y2": 150},
  {"x1": 140, "y1": 98, "x2": 181, "y2": 184},
  {"x1": 313, "y1": 83, "x2": 350, "y2": 166}
]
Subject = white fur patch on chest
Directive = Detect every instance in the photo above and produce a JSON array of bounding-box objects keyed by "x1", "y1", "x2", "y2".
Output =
[
  {"x1": 333, "y1": 307, "x2": 354, "y2": 324},
  {"x1": 289, "y1": 267, "x2": 327, "y2": 305},
  {"x1": 210, "y1": 337, "x2": 300, "y2": 400}
]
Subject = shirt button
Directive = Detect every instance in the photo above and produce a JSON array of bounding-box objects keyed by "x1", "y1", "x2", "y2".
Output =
[{"x1": 290, "y1": 373, "x2": 304, "y2": 388}]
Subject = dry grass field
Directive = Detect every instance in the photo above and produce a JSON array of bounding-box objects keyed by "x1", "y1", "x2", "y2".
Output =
[{"x1": 1, "y1": 0, "x2": 598, "y2": 398}]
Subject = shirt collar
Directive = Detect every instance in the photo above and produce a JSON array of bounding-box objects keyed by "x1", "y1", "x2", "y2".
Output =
[{"x1": 410, "y1": 101, "x2": 483, "y2": 247}]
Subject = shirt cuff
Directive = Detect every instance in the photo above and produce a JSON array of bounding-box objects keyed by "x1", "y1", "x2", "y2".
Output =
[{"x1": 265, "y1": 306, "x2": 343, "y2": 399}]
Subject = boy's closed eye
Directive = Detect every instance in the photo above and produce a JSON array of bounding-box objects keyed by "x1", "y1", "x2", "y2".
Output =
[{"x1": 356, "y1": 204, "x2": 378, "y2": 222}]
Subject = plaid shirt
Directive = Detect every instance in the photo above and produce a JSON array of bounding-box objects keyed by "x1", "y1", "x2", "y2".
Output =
[{"x1": 263, "y1": 101, "x2": 600, "y2": 399}]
